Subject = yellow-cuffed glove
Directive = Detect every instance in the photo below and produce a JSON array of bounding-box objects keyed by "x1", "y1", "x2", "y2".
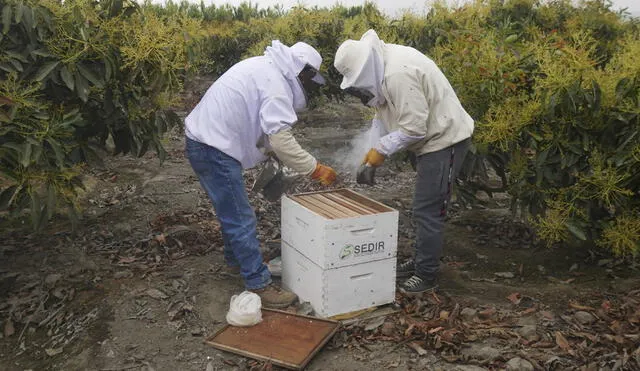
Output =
[
  {"x1": 311, "y1": 164, "x2": 337, "y2": 186},
  {"x1": 362, "y1": 148, "x2": 385, "y2": 167}
]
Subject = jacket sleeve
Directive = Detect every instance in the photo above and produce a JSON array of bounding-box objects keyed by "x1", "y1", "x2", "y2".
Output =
[
  {"x1": 376, "y1": 72, "x2": 428, "y2": 156},
  {"x1": 268, "y1": 128, "x2": 317, "y2": 175},
  {"x1": 259, "y1": 86, "x2": 317, "y2": 175},
  {"x1": 259, "y1": 94, "x2": 298, "y2": 135}
]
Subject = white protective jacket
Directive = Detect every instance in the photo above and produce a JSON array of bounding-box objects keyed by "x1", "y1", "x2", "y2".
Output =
[
  {"x1": 335, "y1": 30, "x2": 474, "y2": 157},
  {"x1": 185, "y1": 41, "x2": 321, "y2": 174}
]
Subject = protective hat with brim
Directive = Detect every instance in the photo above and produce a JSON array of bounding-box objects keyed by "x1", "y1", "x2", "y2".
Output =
[
  {"x1": 334, "y1": 29, "x2": 386, "y2": 107},
  {"x1": 290, "y1": 42, "x2": 326, "y2": 85}
]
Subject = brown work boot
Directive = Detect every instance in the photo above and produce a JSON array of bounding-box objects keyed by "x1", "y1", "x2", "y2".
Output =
[{"x1": 251, "y1": 284, "x2": 297, "y2": 309}]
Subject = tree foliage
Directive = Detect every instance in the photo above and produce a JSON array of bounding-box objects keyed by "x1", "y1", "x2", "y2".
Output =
[{"x1": 0, "y1": 0, "x2": 199, "y2": 228}]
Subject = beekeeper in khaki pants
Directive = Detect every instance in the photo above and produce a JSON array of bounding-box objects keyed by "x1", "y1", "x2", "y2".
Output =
[
  {"x1": 334, "y1": 29, "x2": 474, "y2": 294},
  {"x1": 185, "y1": 41, "x2": 337, "y2": 308}
]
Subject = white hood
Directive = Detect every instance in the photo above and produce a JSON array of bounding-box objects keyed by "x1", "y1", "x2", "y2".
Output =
[
  {"x1": 334, "y1": 29, "x2": 386, "y2": 107},
  {"x1": 265, "y1": 41, "x2": 324, "y2": 111}
]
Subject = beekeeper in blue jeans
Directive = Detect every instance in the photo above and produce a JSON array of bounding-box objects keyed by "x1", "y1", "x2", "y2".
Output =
[
  {"x1": 334, "y1": 30, "x2": 474, "y2": 295},
  {"x1": 185, "y1": 41, "x2": 337, "y2": 308}
]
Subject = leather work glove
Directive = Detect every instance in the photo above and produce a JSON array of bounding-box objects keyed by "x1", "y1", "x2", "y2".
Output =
[
  {"x1": 311, "y1": 164, "x2": 337, "y2": 186},
  {"x1": 357, "y1": 148, "x2": 385, "y2": 186},
  {"x1": 362, "y1": 148, "x2": 385, "y2": 167}
]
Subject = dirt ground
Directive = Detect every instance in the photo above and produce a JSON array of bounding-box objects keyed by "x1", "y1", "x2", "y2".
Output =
[{"x1": 1, "y1": 78, "x2": 639, "y2": 371}]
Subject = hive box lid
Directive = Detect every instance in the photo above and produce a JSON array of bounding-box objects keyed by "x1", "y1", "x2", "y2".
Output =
[{"x1": 205, "y1": 309, "x2": 339, "y2": 370}]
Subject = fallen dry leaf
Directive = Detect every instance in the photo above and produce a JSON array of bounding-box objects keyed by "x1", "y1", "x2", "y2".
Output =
[
  {"x1": 547, "y1": 276, "x2": 575, "y2": 284},
  {"x1": 609, "y1": 320, "x2": 624, "y2": 334},
  {"x1": 531, "y1": 341, "x2": 555, "y2": 348},
  {"x1": 407, "y1": 342, "x2": 428, "y2": 356},
  {"x1": 555, "y1": 331, "x2": 575, "y2": 355},
  {"x1": 507, "y1": 292, "x2": 522, "y2": 305},
  {"x1": 118, "y1": 256, "x2": 138, "y2": 264},
  {"x1": 224, "y1": 359, "x2": 238, "y2": 366},
  {"x1": 575, "y1": 332, "x2": 597, "y2": 342},
  {"x1": 519, "y1": 306, "x2": 538, "y2": 315},
  {"x1": 364, "y1": 316, "x2": 386, "y2": 332},
  {"x1": 430, "y1": 292, "x2": 441, "y2": 304},
  {"x1": 479, "y1": 307, "x2": 497, "y2": 319},
  {"x1": 154, "y1": 233, "x2": 167, "y2": 245},
  {"x1": 404, "y1": 324, "x2": 415, "y2": 337},
  {"x1": 4, "y1": 319, "x2": 15, "y2": 337},
  {"x1": 604, "y1": 334, "x2": 626, "y2": 344},
  {"x1": 569, "y1": 301, "x2": 595, "y2": 311},
  {"x1": 45, "y1": 347, "x2": 63, "y2": 357},
  {"x1": 439, "y1": 311, "x2": 449, "y2": 320},
  {"x1": 541, "y1": 311, "x2": 555, "y2": 320},
  {"x1": 441, "y1": 329, "x2": 459, "y2": 342},
  {"x1": 495, "y1": 271, "x2": 515, "y2": 279},
  {"x1": 145, "y1": 288, "x2": 168, "y2": 300},
  {"x1": 428, "y1": 326, "x2": 445, "y2": 334}
]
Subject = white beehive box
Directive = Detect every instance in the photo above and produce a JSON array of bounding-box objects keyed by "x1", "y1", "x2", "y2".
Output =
[{"x1": 281, "y1": 189, "x2": 399, "y2": 318}]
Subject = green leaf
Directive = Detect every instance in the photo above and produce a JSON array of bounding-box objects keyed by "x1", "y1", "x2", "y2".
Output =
[
  {"x1": 31, "y1": 49, "x2": 52, "y2": 58},
  {"x1": 2, "y1": 141, "x2": 23, "y2": 153},
  {"x1": 47, "y1": 138, "x2": 65, "y2": 166},
  {"x1": 59, "y1": 65, "x2": 75, "y2": 90},
  {"x1": 34, "y1": 61, "x2": 60, "y2": 81},
  {"x1": 31, "y1": 143, "x2": 42, "y2": 165},
  {"x1": 62, "y1": 108, "x2": 81, "y2": 123},
  {"x1": 617, "y1": 131, "x2": 638, "y2": 152},
  {"x1": 527, "y1": 130, "x2": 543, "y2": 142},
  {"x1": 0, "y1": 111, "x2": 10, "y2": 123},
  {"x1": 5, "y1": 50, "x2": 27, "y2": 62},
  {"x1": 615, "y1": 78, "x2": 631, "y2": 100},
  {"x1": 74, "y1": 70, "x2": 89, "y2": 102},
  {"x1": 2, "y1": 5, "x2": 12, "y2": 34},
  {"x1": 536, "y1": 148, "x2": 550, "y2": 167},
  {"x1": 591, "y1": 80, "x2": 601, "y2": 111},
  {"x1": 505, "y1": 34, "x2": 518, "y2": 43},
  {"x1": 0, "y1": 185, "x2": 18, "y2": 210},
  {"x1": 21, "y1": 141, "x2": 32, "y2": 167},
  {"x1": 565, "y1": 221, "x2": 587, "y2": 241},
  {"x1": 77, "y1": 63, "x2": 103, "y2": 88},
  {"x1": 22, "y1": 6, "x2": 33, "y2": 30},
  {"x1": 14, "y1": 2, "x2": 23, "y2": 23},
  {"x1": 0, "y1": 62, "x2": 15, "y2": 73},
  {"x1": 109, "y1": 0, "x2": 124, "y2": 17},
  {"x1": 9, "y1": 58, "x2": 23, "y2": 72}
]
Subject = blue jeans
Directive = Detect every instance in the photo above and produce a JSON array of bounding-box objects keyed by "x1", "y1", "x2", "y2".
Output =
[{"x1": 185, "y1": 137, "x2": 271, "y2": 290}]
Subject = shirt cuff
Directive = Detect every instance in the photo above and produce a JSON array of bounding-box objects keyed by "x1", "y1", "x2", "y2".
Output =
[{"x1": 376, "y1": 130, "x2": 425, "y2": 156}]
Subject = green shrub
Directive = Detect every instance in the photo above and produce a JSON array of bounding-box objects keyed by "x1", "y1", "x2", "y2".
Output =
[{"x1": 0, "y1": 0, "x2": 199, "y2": 229}]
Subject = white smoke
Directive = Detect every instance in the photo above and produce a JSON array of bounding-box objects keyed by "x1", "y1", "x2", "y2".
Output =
[{"x1": 333, "y1": 126, "x2": 374, "y2": 180}]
